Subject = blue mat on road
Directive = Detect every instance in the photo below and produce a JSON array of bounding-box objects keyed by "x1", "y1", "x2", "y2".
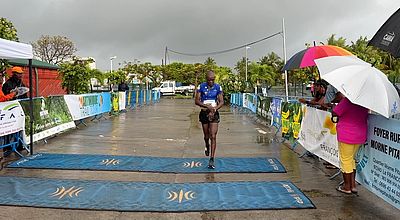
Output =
[
  {"x1": 8, "y1": 153, "x2": 286, "y2": 173},
  {"x1": 0, "y1": 176, "x2": 314, "y2": 211}
]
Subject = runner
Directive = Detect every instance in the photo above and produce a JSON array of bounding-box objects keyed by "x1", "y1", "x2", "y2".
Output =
[{"x1": 195, "y1": 70, "x2": 224, "y2": 169}]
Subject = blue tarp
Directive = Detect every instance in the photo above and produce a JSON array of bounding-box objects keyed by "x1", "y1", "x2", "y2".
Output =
[
  {"x1": 0, "y1": 176, "x2": 314, "y2": 211},
  {"x1": 9, "y1": 153, "x2": 286, "y2": 173}
]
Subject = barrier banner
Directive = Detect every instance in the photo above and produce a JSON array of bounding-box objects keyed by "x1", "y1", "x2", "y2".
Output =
[
  {"x1": 118, "y1": 92, "x2": 126, "y2": 110},
  {"x1": 257, "y1": 96, "x2": 271, "y2": 119},
  {"x1": 126, "y1": 91, "x2": 131, "y2": 107},
  {"x1": 19, "y1": 96, "x2": 75, "y2": 143},
  {"x1": 271, "y1": 98, "x2": 282, "y2": 127},
  {"x1": 111, "y1": 92, "x2": 119, "y2": 113},
  {"x1": 100, "y1": 93, "x2": 111, "y2": 114},
  {"x1": 245, "y1": 94, "x2": 257, "y2": 113},
  {"x1": 356, "y1": 115, "x2": 400, "y2": 210},
  {"x1": 0, "y1": 101, "x2": 25, "y2": 137},
  {"x1": 281, "y1": 102, "x2": 303, "y2": 142},
  {"x1": 64, "y1": 94, "x2": 103, "y2": 120},
  {"x1": 297, "y1": 106, "x2": 339, "y2": 167},
  {"x1": 243, "y1": 93, "x2": 249, "y2": 110}
]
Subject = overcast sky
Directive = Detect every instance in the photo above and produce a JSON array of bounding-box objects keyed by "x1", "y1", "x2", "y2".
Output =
[{"x1": 1, "y1": 0, "x2": 399, "y2": 71}]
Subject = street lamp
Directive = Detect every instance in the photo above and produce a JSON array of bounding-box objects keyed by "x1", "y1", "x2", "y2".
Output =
[
  {"x1": 245, "y1": 46, "x2": 250, "y2": 82},
  {"x1": 110, "y1": 56, "x2": 117, "y2": 72}
]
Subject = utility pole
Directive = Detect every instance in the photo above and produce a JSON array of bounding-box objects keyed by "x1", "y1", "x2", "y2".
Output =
[
  {"x1": 282, "y1": 18, "x2": 288, "y2": 101},
  {"x1": 165, "y1": 47, "x2": 168, "y2": 66}
]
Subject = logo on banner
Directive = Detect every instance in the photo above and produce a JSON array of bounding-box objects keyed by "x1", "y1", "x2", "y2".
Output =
[
  {"x1": 101, "y1": 159, "x2": 120, "y2": 166},
  {"x1": 391, "y1": 101, "x2": 398, "y2": 114},
  {"x1": 183, "y1": 161, "x2": 202, "y2": 168},
  {"x1": 50, "y1": 186, "x2": 84, "y2": 199},
  {"x1": 0, "y1": 103, "x2": 24, "y2": 121},
  {"x1": 167, "y1": 189, "x2": 196, "y2": 203}
]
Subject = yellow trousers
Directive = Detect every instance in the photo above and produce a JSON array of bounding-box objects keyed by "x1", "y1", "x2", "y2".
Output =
[{"x1": 338, "y1": 142, "x2": 360, "y2": 174}]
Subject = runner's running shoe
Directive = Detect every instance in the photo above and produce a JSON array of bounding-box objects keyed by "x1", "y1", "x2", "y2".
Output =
[{"x1": 207, "y1": 158, "x2": 215, "y2": 169}]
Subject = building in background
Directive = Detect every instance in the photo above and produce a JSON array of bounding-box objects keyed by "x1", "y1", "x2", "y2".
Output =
[{"x1": 6, "y1": 59, "x2": 66, "y2": 97}]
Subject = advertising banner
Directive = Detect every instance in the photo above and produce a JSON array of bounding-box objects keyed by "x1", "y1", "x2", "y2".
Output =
[
  {"x1": 281, "y1": 102, "x2": 303, "y2": 143},
  {"x1": 271, "y1": 98, "x2": 282, "y2": 128},
  {"x1": 243, "y1": 93, "x2": 249, "y2": 110},
  {"x1": 100, "y1": 92, "x2": 111, "y2": 114},
  {"x1": 245, "y1": 94, "x2": 257, "y2": 113},
  {"x1": 119, "y1": 91, "x2": 126, "y2": 110},
  {"x1": 19, "y1": 96, "x2": 75, "y2": 143},
  {"x1": 297, "y1": 106, "x2": 340, "y2": 167},
  {"x1": 111, "y1": 92, "x2": 119, "y2": 114},
  {"x1": 257, "y1": 96, "x2": 272, "y2": 120},
  {"x1": 64, "y1": 94, "x2": 102, "y2": 120},
  {"x1": 356, "y1": 115, "x2": 400, "y2": 210},
  {"x1": 0, "y1": 101, "x2": 25, "y2": 137}
]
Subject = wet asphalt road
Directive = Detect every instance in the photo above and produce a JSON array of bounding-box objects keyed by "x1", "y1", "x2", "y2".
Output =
[{"x1": 0, "y1": 98, "x2": 398, "y2": 220}]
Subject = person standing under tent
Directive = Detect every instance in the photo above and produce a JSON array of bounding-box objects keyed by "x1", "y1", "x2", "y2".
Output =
[
  {"x1": 333, "y1": 97, "x2": 368, "y2": 194},
  {"x1": 0, "y1": 71, "x2": 16, "y2": 102},
  {"x1": 2, "y1": 66, "x2": 28, "y2": 100},
  {"x1": 195, "y1": 70, "x2": 224, "y2": 169}
]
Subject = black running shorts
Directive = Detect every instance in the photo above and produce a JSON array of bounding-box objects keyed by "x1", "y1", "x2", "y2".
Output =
[{"x1": 199, "y1": 109, "x2": 220, "y2": 124}]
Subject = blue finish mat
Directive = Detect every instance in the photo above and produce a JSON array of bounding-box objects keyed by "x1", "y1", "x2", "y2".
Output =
[
  {"x1": 0, "y1": 176, "x2": 314, "y2": 211},
  {"x1": 8, "y1": 153, "x2": 286, "y2": 173}
]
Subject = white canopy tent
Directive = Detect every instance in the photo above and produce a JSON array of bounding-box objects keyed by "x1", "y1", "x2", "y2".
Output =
[
  {"x1": 0, "y1": 38, "x2": 33, "y2": 59},
  {"x1": 0, "y1": 38, "x2": 34, "y2": 155}
]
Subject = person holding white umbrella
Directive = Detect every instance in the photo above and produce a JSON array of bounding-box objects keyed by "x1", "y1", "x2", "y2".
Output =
[{"x1": 315, "y1": 55, "x2": 400, "y2": 194}]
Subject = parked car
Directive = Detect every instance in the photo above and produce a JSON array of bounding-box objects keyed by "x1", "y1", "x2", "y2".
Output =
[{"x1": 153, "y1": 80, "x2": 195, "y2": 96}]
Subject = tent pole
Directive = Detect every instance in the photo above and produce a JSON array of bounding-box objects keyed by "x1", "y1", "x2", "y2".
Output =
[{"x1": 29, "y1": 59, "x2": 33, "y2": 155}]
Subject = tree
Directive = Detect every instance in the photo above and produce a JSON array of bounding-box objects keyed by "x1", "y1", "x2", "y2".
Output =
[
  {"x1": 0, "y1": 17, "x2": 18, "y2": 41},
  {"x1": 32, "y1": 35, "x2": 77, "y2": 65},
  {"x1": 59, "y1": 57, "x2": 101, "y2": 94},
  {"x1": 326, "y1": 34, "x2": 347, "y2": 48},
  {"x1": 204, "y1": 57, "x2": 217, "y2": 71},
  {"x1": 0, "y1": 17, "x2": 19, "y2": 72},
  {"x1": 106, "y1": 69, "x2": 126, "y2": 87}
]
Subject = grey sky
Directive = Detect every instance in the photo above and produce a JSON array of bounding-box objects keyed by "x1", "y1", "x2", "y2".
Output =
[{"x1": 1, "y1": 0, "x2": 399, "y2": 71}]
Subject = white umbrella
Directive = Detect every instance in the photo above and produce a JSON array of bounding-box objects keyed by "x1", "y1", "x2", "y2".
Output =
[{"x1": 315, "y1": 56, "x2": 400, "y2": 118}]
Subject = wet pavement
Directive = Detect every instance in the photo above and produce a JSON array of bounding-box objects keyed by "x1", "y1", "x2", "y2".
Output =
[{"x1": 0, "y1": 98, "x2": 398, "y2": 220}]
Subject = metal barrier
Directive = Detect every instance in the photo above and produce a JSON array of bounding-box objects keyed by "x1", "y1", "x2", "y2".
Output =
[{"x1": 0, "y1": 132, "x2": 27, "y2": 158}]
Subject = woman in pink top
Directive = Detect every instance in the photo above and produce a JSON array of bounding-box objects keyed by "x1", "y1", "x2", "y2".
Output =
[{"x1": 333, "y1": 97, "x2": 368, "y2": 194}]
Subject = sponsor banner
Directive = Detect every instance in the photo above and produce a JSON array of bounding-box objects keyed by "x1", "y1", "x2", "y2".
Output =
[
  {"x1": 244, "y1": 93, "x2": 257, "y2": 113},
  {"x1": 243, "y1": 93, "x2": 249, "y2": 110},
  {"x1": 298, "y1": 106, "x2": 339, "y2": 167},
  {"x1": 64, "y1": 94, "x2": 102, "y2": 120},
  {"x1": 257, "y1": 96, "x2": 272, "y2": 120},
  {"x1": 126, "y1": 91, "x2": 131, "y2": 107},
  {"x1": 0, "y1": 101, "x2": 25, "y2": 137},
  {"x1": 19, "y1": 96, "x2": 75, "y2": 143},
  {"x1": 281, "y1": 102, "x2": 303, "y2": 143},
  {"x1": 100, "y1": 92, "x2": 111, "y2": 114},
  {"x1": 111, "y1": 92, "x2": 119, "y2": 113},
  {"x1": 119, "y1": 92, "x2": 126, "y2": 110},
  {"x1": 356, "y1": 115, "x2": 400, "y2": 210},
  {"x1": 271, "y1": 98, "x2": 282, "y2": 127}
]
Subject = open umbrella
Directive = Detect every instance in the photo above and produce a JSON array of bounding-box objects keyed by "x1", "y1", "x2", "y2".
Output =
[
  {"x1": 368, "y1": 8, "x2": 400, "y2": 57},
  {"x1": 315, "y1": 56, "x2": 400, "y2": 118},
  {"x1": 282, "y1": 45, "x2": 353, "y2": 71}
]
